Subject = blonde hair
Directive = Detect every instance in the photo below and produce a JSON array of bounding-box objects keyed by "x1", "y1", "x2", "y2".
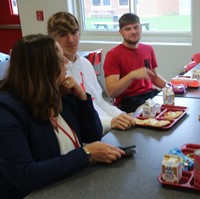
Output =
[{"x1": 47, "y1": 12, "x2": 79, "y2": 37}]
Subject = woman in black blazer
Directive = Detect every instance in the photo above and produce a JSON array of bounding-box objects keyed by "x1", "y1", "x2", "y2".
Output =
[{"x1": 0, "y1": 34, "x2": 125, "y2": 198}]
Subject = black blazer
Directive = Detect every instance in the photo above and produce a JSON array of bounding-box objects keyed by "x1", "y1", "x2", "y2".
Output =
[{"x1": 0, "y1": 92, "x2": 102, "y2": 198}]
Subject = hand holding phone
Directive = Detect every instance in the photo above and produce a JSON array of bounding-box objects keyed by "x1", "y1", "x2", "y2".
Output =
[{"x1": 118, "y1": 145, "x2": 136, "y2": 156}]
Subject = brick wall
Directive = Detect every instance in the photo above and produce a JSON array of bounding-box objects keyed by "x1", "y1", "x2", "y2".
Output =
[{"x1": 84, "y1": 0, "x2": 180, "y2": 18}]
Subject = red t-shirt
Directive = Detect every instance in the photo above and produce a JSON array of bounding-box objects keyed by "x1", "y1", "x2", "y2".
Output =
[{"x1": 103, "y1": 43, "x2": 158, "y2": 105}]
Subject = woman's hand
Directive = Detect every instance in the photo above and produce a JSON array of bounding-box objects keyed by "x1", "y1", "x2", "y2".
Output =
[
  {"x1": 62, "y1": 76, "x2": 87, "y2": 100},
  {"x1": 83, "y1": 141, "x2": 125, "y2": 164}
]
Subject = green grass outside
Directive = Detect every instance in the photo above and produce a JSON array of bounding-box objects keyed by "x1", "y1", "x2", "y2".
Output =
[{"x1": 85, "y1": 15, "x2": 191, "y2": 31}]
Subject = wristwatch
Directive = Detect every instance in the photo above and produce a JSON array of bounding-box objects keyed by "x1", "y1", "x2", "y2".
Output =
[{"x1": 84, "y1": 147, "x2": 93, "y2": 163}]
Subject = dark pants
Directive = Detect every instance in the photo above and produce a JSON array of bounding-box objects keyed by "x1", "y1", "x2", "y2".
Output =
[{"x1": 118, "y1": 89, "x2": 160, "y2": 113}]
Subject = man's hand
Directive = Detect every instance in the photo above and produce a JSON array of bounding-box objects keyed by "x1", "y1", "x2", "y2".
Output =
[
  {"x1": 111, "y1": 113, "x2": 135, "y2": 130},
  {"x1": 131, "y1": 67, "x2": 155, "y2": 80}
]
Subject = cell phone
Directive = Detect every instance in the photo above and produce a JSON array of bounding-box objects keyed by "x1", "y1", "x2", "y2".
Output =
[
  {"x1": 144, "y1": 59, "x2": 150, "y2": 69},
  {"x1": 118, "y1": 145, "x2": 136, "y2": 156}
]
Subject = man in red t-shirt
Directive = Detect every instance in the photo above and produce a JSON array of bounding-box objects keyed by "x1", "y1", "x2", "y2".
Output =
[{"x1": 104, "y1": 13, "x2": 167, "y2": 113}]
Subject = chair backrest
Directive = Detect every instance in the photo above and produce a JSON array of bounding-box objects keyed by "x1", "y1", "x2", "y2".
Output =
[
  {"x1": 191, "y1": 52, "x2": 200, "y2": 64},
  {"x1": 87, "y1": 49, "x2": 102, "y2": 76},
  {"x1": 184, "y1": 61, "x2": 197, "y2": 72},
  {"x1": 180, "y1": 53, "x2": 200, "y2": 75}
]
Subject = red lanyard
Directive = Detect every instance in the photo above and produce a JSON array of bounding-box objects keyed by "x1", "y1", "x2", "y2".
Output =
[{"x1": 51, "y1": 118, "x2": 80, "y2": 149}]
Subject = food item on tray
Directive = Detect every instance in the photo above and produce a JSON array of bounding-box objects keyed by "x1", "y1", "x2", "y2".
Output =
[
  {"x1": 172, "y1": 84, "x2": 187, "y2": 94},
  {"x1": 155, "y1": 103, "x2": 161, "y2": 113},
  {"x1": 133, "y1": 118, "x2": 170, "y2": 127},
  {"x1": 192, "y1": 70, "x2": 200, "y2": 81},
  {"x1": 142, "y1": 98, "x2": 156, "y2": 118},
  {"x1": 162, "y1": 154, "x2": 182, "y2": 183},
  {"x1": 163, "y1": 83, "x2": 175, "y2": 105},
  {"x1": 171, "y1": 76, "x2": 200, "y2": 88},
  {"x1": 163, "y1": 111, "x2": 183, "y2": 120},
  {"x1": 168, "y1": 147, "x2": 194, "y2": 171},
  {"x1": 194, "y1": 149, "x2": 200, "y2": 188}
]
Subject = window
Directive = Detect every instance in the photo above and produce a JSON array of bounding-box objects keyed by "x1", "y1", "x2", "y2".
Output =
[
  {"x1": 103, "y1": 0, "x2": 110, "y2": 6},
  {"x1": 92, "y1": 0, "x2": 100, "y2": 6},
  {"x1": 92, "y1": 0, "x2": 110, "y2": 6},
  {"x1": 9, "y1": 0, "x2": 18, "y2": 15},
  {"x1": 119, "y1": 0, "x2": 128, "y2": 6},
  {"x1": 68, "y1": 0, "x2": 192, "y2": 43},
  {"x1": 81, "y1": 0, "x2": 191, "y2": 32}
]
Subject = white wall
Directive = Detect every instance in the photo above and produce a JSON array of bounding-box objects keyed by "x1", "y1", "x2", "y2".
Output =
[
  {"x1": 17, "y1": 0, "x2": 200, "y2": 83},
  {"x1": 17, "y1": 0, "x2": 68, "y2": 36}
]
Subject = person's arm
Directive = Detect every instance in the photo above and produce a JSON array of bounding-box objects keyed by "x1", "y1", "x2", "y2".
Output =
[
  {"x1": 70, "y1": 58, "x2": 131, "y2": 133},
  {"x1": 151, "y1": 68, "x2": 167, "y2": 88},
  {"x1": 61, "y1": 75, "x2": 103, "y2": 140},
  {"x1": 105, "y1": 67, "x2": 154, "y2": 98},
  {"x1": 0, "y1": 96, "x2": 124, "y2": 197},
  {"x1": 61, "y1": 76, "x2": 87, "y2": 100},
  {"x1": 99, "y1": 114, "x2": 135, "y2": 135},
  {"x1": 0, "y1": 101, "x2": 91, "y2": 196},
  {"x1": 80, "y1": 58, "x2": 123, "y2": 117},
  {"x1": 99, "y1": 117, "x2": 112, "y2": 134},
  {"x1": 75, "y1": 93, "x2": 103, "y2": 142},
  {"x1": 77, "y1": 59, "x2": 135, "y2": 132}
]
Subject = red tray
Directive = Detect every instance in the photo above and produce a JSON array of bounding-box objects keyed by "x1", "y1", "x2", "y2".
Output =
[
  {"x1": 158, "y1": 144, "x2": 200, "y2": 192},
  {"x1": 135, "y1": 105, "x2": 188, "y2": 130}
]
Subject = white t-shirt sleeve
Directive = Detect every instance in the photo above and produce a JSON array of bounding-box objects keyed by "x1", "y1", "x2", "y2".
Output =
[
  {"x1": 100, "y1": 117, "x2": 112, "y2": 135},
  {"x1": 68, "y1": 55, "x2": 123, "y2": 134},
  {"x1": 80, "y1": 57, "x2": 122, "y2": 117}
]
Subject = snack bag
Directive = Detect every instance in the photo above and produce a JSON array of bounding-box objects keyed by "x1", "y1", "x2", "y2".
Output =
[
  {"x1": 169, "y1": 147, "x2": 194, "y2": 171},
  {"x1": 171, "y1": 76, "x2": 199, "y2": 88},
  {"x1": 172, "y1": 84, "x2": 187, "y2": 94}
]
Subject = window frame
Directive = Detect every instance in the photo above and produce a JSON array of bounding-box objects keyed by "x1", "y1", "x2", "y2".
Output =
[
  {"x1": 9, "y1": 0, "x2": 19, "y2": 15},
  {"x1": 68, "y1": 0, "x2": 195, "y2": 44}
]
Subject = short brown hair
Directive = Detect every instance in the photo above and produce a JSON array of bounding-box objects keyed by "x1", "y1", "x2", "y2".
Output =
[
  {"x1": 119, "y1": 13, "x2": 140, "y2": 29},
  {"x1": 47, "y1": 12, "x2": 79, "y2": 37}
]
